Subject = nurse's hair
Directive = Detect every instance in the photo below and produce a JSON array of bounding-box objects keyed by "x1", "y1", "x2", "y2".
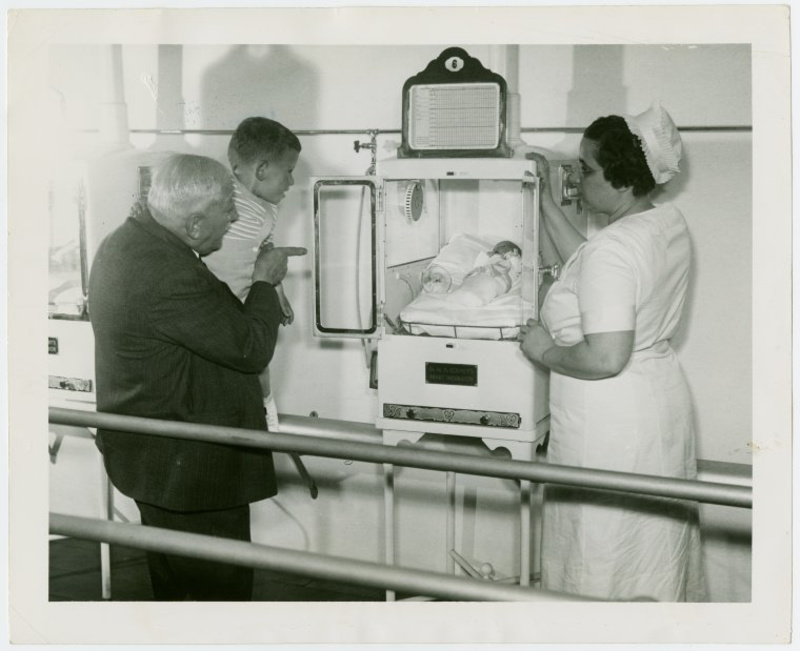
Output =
[
  {"x1": 583, "y1": 116, "x2": 656, "y2": 197},
  {"x1": 228, "y1": 117, "x2": 301, "y2": 170},
  {"x1": 147, "y1": 154, "x2": 232, "y2": 229}
]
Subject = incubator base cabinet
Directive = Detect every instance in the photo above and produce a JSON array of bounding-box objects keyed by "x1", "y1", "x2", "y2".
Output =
[
  {"x1": 312, "y1": 156, "x2": 551, "y2": 595},
  {"x1": 378, "y1": 334, "x2": 549, "y2": 443}
]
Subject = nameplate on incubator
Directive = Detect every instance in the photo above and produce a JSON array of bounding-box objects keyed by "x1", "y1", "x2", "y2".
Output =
[
  {"x1": 48, "y1": 375, "x2": 93, "y2": 393},
  {"x1": 425, "y1": 362, "x2": 478, "y2": 387}
]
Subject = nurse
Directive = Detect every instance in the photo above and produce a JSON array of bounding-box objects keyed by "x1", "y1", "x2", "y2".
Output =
[{"x1": 522, "y1": 103, "x2": 707, "y2": 602}]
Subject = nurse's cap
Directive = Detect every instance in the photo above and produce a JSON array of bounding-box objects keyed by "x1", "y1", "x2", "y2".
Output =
[{"x1": 622, "y1": 101, "x2": 683, "y2": 185}]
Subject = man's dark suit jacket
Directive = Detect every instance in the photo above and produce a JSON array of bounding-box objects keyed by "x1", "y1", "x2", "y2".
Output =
[{"x1": 89, "y1": 209, "x2": 283, "y2": 512}]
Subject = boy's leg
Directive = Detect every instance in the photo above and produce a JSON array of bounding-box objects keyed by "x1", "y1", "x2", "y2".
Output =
[
  {"x1": 259, "y1": 368, "x2": 280, "y2": 432},
  {"x1": 260, "y1": 368, "x2": 317, "y2": 498}
]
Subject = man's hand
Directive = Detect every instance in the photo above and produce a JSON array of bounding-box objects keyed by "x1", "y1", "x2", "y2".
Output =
[{"x1": 253, "y1": 243, "x2": 307, "y2": 286}]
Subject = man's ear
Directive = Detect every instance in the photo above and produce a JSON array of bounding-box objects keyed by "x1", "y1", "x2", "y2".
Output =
[{"x1": 186, "y1": 213, "x2": 205, "y2": 241}]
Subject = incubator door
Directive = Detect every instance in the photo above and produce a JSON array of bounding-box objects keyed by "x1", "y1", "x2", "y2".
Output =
[
  {"x1": 518, "y1": 176, "x2": 539, "y2": 311},
  {"x1": 311, "y1": 177, "x2": 381, "y2": 339}
]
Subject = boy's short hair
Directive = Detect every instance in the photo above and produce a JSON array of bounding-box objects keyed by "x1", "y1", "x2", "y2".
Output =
[{"x1": 228, "y1": 117, "x2": 301, "y2": 169}]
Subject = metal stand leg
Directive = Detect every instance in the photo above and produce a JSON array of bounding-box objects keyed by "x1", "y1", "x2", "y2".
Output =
[
  {"x1": 381, "y1": 429, "x2": 426, "y2": 601},
  {"x1": 531, "y1": 479, "x2": 544, "y2": 585},
  {"x1": 100, "y1": 459, "x2": 113, "y2": 600},
  {"x1": 519, "y1": 479, "x2": 531, "y2": 587},
  {"x1": 289, "y1": 453, "x2": 318, "y2": 499},
  {"x1": 484, "y1": 438, "x2": 538, "y2": 587},
  {"x1": 446, "y1": 471, "x2": 456, "y2": 575},
  {"x1": 383, "y1": 462, "x2": 396, "y2": 602}
]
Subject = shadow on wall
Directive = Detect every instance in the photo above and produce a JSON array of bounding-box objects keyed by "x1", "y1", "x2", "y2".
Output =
[
  {"x1": 566, "y1": 45, "x2": 629, "y2": 128},
  {"x1": 199, "y1": 45, "x2": 320, "y2": 131},
  {"x1": 151, "y1": 45, "x2": 196, "y2": 155},
  {"x1": 195, "y1": 44, "x2": 319, "y2": 186},
  {"x1": 539, "y1": 44, "x2": 632, "y2": 156}
]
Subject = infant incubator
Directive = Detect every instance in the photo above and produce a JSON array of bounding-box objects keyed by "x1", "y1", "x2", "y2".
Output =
[
  {"x1": 312, "y1": 48, "x2": 551, "y2": 453},
  {"x1": 311, "y1": 75, "x2": 555, "y2": 588}
]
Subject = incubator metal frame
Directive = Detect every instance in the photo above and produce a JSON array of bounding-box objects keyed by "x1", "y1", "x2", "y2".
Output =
[{"x1": 312, "y1": 156, "x2": 551, "y2": 447}]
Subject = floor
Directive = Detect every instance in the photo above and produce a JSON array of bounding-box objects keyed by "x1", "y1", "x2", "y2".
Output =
[{"x1": 49, "y1": 537, "x2": 385, "y2": 602}]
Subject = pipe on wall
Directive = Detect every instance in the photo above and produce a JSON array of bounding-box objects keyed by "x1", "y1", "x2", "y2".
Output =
[
  {"x1": 490, "y1": 45, "x2": 524, "y2": 149},
  {"x1": 97, "y1": 45, "x2": 130, "y2": 147}
]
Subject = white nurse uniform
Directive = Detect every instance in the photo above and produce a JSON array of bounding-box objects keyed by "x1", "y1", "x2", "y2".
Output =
[{"x1": 539, "y1": 202, "x2": 706, "y2": 602}]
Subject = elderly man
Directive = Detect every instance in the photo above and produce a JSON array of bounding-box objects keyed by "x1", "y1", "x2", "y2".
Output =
[{"x1": 89, "y1": 153, "x2": 306, "y2": 601}]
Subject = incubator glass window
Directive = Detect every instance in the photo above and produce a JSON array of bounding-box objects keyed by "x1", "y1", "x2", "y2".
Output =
[
  {"x1": 313, "y1": 179, "x2": 377, "y2": 336},
  {"x1": 48, "y1": 171, "x2": 88, "y2": 320}
]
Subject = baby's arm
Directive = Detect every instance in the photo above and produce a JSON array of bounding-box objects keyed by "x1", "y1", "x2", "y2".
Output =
[{"x1": 275, "y1": 283, "x2": 294, "y2": 325}]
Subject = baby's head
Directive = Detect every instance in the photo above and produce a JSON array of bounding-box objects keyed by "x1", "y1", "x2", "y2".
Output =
[
  {"x1": 492, "y1": 240, "x2": 521, "y2": 258},
  {"x1": 228, "y1": 117, "x2": 302, "y2": 205}
]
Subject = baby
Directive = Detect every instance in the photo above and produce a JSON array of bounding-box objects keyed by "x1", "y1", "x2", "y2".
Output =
[{"x1": 423, "y1": 240, "x2": 522, "y2": 307}]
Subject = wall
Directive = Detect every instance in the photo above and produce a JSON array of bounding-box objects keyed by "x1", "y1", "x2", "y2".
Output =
[{"x1": 51, "y1": 43, "x2": 748, "y2": 465}]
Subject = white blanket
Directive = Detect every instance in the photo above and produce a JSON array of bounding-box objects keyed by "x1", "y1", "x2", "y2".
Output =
[{"x1": 400, "y1": 233, "x2": 533, "y2": 340}]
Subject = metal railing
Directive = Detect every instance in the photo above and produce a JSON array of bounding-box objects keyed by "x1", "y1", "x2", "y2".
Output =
[
  {"x1": 49, "y1": 406, "x2": 751, "y2": 601},
  {"x1": 49, "y1": 513, "x2": 596, "y2": 602},
  {"x1": 50, "y1": 407, "x2": 752, "y2": 508}
]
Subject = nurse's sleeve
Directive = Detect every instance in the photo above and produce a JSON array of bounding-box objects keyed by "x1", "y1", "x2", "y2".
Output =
[{"x1": 577, "y1": 239, "x2": 637, "y2": 334}]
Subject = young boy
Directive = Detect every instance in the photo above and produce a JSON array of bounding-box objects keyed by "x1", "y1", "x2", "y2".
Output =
[{"x1": 204, "y1": 117, "x2": 301, "y2": 432}]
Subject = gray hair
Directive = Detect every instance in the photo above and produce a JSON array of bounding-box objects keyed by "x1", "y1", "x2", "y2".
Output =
[{"x1": 147, "y1": 154, "x2": 231, "y2": 228}]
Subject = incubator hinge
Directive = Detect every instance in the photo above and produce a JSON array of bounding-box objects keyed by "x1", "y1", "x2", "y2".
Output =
[{"x1": 376, "y1": 180, "x2": 384, "y2": 214}]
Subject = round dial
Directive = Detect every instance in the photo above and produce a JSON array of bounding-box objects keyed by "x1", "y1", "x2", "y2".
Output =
[{"x1": 404, "y1": 181, "x2": 424, "y2": 222}]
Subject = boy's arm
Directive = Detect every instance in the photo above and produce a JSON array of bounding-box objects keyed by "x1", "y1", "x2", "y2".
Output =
[{"x1": 275, "y1": 283, "x2": 294, "y2": 325}]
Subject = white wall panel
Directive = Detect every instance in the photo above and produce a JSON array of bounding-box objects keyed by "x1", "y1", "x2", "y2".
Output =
[{"x1": 518, "y1": 44, "x2": 751, "y2": 128}]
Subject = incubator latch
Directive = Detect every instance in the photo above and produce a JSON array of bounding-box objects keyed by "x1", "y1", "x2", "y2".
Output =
[
  {"x1": 539, "y1": 263, "x2": 561, "y2": 282},
  {"x1": 369, "y1": 350, "x2": 379, "y2": 389}
]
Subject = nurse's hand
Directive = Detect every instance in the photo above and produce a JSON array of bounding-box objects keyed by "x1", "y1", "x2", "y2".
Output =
[
  {"x1": 520, "y1": 318, "x2": 556, "y2": 365},
  {"x1": 525, "y1": 151, "x2": 559, "y2": 209},
  {"x1": 525, "y1": 151, "x2": 551, "y2": 188},
  {"x1": 525, "y1": 151, "x2": 551, "y2": 180}
]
